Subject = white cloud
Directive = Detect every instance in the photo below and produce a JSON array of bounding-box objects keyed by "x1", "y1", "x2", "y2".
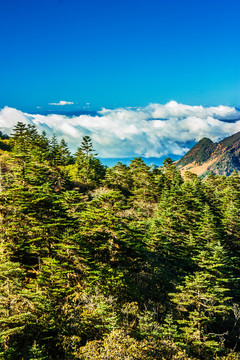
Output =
[
  {"x1": 0, "y1": 107, "x2": 30, "y2": 131},
  {"x1": 0, "y1": 101, "x2": 240, "y2": 158},
  {"x1": 49, "y1": 100, "x2": 74, "y2": 106}
]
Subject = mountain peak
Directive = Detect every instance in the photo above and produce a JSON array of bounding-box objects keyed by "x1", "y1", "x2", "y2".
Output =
[{"x1": 177, "y1": 131, "x2": 240, "y2": 176}]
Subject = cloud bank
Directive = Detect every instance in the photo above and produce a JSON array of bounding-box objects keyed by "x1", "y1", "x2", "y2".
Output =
[
  {"x1": 49, "y1": 100, "x2": 74, "y2": 106},
  {"x1": 0, "y1": 101, "x2": 240, "y2": 158}
]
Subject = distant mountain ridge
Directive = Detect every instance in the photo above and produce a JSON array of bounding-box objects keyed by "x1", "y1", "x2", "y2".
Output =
[
  {"x1": 36, "y1": 110, "x2": 98, "y2": 117},
  {"x1": 177, "y1": 131, "x2": 240, "y2": 176}
]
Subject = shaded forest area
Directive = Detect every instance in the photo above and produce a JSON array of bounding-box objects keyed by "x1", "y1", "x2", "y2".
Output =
[{"x1": 0, "y1": 122, "x2": 240, "y2": 359}]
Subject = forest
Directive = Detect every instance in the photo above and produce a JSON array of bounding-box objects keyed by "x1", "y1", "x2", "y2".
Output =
[{"x1": 0, "y1": 122, "x2": 240, "y2": 359}]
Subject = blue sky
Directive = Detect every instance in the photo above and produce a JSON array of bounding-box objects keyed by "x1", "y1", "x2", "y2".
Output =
[{"x1": 1, "y1": 0, "x2": 240, "y2": 111}]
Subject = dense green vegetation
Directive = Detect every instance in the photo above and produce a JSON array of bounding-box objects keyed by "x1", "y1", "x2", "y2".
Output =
[{"x1": 0, "y1": 122, "x2": 240, "y2": 359}]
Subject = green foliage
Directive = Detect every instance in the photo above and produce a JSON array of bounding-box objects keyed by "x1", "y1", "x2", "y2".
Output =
[
  {"x1": 0, "y1": 124, "x2": 239, "y2": 359},
  {"x1": 68, "y1": 136, "x2": 105, "y2": 189},
  {"x1": 28, "y1": 341, "x2": 47, "y2": 360}
]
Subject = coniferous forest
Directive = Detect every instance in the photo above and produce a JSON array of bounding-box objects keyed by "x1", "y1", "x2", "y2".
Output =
[{"x1": 1, "y1": 122, "x2": 240, "y2": 360}]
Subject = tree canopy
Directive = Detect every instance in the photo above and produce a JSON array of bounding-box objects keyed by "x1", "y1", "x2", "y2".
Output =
[{"x1": 0, "y1": 123, "x2": 239, "y2": 359}]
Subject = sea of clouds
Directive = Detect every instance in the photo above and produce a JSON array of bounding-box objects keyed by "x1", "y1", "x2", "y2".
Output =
[{"x1": 0, "y1": 101, "x2": 240, "y2": 158}]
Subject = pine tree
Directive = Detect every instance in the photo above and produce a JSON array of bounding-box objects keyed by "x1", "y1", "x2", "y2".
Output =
[
  {"x1": 104, "y1": 162, "x2": 132, "y2": 195},
  {"x1": 0, "y1": 238, "x2": 37, "y2": 356},
  {"x1": 170, "y1": 240, "x2": 232, "y2": 357},
  {"x1": 69, "y1": 136, "x2": 105, "y2": 188},
  {"x1": 79, "y1": 135, "x2": 97, "y2": 158},
  {"x1": 129, "y1": 157, "x2": 157, "y2": 201},
  {"x1": 161, "y1": 157, "x2": 183, "y2": 190},
  {"x1": 59, "y1": 138, "x2": 72, "y2": 165}
]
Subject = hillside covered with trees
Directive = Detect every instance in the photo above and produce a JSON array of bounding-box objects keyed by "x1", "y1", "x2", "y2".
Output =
[{"x1": 0, "y1": 122, "x2": 240, "y2": 359}]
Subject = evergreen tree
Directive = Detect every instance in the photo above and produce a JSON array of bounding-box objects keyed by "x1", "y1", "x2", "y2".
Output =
[
  {"x1": 129, "y1": 157, "x2": 158, "y2": 201},
  {"x1": 59, "y1": 138, "x2": 73, "y2": 165},
  {"x1": 69, "y1": 136, "x2": 105, "y2": 188},
  {"x1": 0, "y1": 239, "x2": 38, "y2": 357},
  {"x1": 170, "y1": 242, "x2": 232, "y2": 357},
  {"x1": 104, "y1": 162, "x2": 132, "y2": 195},
  {"x1": 78, "y1": 135, "x2": 97, "y2": 158},
  {"x1": 0, "y1": 125, "x2": 240, "y2": 358}
]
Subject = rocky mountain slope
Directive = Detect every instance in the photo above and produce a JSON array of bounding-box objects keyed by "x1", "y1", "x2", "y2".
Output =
[{"x1": 177, "y1": 131, "x2": 240, "y2": 176}]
